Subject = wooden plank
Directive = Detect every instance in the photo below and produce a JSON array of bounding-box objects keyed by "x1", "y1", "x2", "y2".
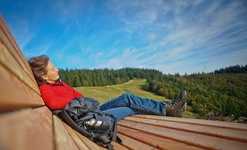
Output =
[
  {"x1": 53, "y1": 115, "x2": 79, "y2": 150},
  {"x1": 118, "y1": 133, "x2": 158, "y2": 150},
  {"x1": 118, "y1": 119, "x2": 247, "y2": 150},
  {"x1": 74, "y1": 130, "x2": 106, "y2": 150},
  {"x1": 62, "y1": 121, "x2": 91, "y2": 150},
  {"x1": 125, "y1": 116, "x2": 247, "y2": 142},
  {"x1": 0, "y1": 14, "x2": 44, "y2": 111},
  {"x1": 0, "y1": 63, "x2": 44, "y2": 111},
  {"x1": 0, "y1": 15, "x2": 22, "y2": 59},
  {"x1": 118, "y1": 126, "x2": 205, "y2": 150},
  {"x1": 111, "y1": 142, "x2": 129, "y2": 150},
  {"x1": 0, "y1": 106, "x2": 53, "y2": 150},
  {"x1": 134, "y1": 115, "x2": 247, "y2": 130},
  {"x1": 0, "y1": 27, "x2": 40, "y2": 95},
  {"x1": 0, "y1": 15, "x2": 40, "y2": 95},
  {"x1": 0, "y1": 15, "x2": 36, "y2": 83}
]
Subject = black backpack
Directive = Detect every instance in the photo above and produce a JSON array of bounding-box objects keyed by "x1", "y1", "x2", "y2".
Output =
[{"x1": 53, "y1": 97, "x2": 122, "y2": 149}]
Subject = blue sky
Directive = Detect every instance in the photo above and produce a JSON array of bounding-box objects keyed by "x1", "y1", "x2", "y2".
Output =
[{"x1": 1, "y1": 0, "x2": 247, "y2": 74}]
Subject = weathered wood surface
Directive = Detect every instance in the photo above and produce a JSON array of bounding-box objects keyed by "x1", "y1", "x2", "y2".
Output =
[
  {"x1": 0, "y1": 15, "x2": 44, "y2": 112},
  {"x1": 118, "y1": 115, "x2": 247, "y2": 150},
  {"x1": 1, "y1": 14, "x2": 247, "y2": 150},
  {"x1": 0, "y1": 106, "x2": 53, "y2": 150}
]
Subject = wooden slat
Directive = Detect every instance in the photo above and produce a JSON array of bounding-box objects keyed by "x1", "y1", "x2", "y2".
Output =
[
  {"x1": 111, "y1": 142, "x2": 129, "y2": 150},
  {"x1": 0, "y1": 27, "x2": 40, "y2": 94},
  {"x1": 118, "y1": 126, "x2": 205, "y2": 150},
  {"x1": 0, "y1": 106, "x2": 53, "y2": 150},
  {"x1": 125, "y1": 116, "x2": 247, "y2": 142},
  {"x1": 0, "y1": 16, "x2": 45, "y2": 111},
  {"x1": 53, "y1": 115, "x2": 79, "y2": 150},
  {"x1": 118, "y1": 119, "x2": 247, "y2": 150},
  {"x1": 0, "y1": 15, "x2": 37, "y2": 85},
  {"x1": 0, "y1": 15, "x2": 24, "y2": 63},
  {"x1": 0, "y1": 63, "x2": 44, "y2": 111},
  {"x1": 118, "y1": 133, "x2": 158, "y2": 150},
  {"x1": 134, "y1": 115, "x2": 247, "y2": 130},
  {"x1": 62, "y1": 120, "x2": 91, "y2": 150},
  {"x1": 74, "y1": 130, "x2": 105, "y2": 150}
]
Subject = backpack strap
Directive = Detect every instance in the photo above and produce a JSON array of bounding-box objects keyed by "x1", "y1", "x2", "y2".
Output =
[
  {"x1": 116, "y1": 136, "x2": 122, "y2": 143},
  {"x1": 112, "y1": 116, "x2": 122, "y2": 143},
  {"x1": 52, "y1": 109, "x2": 62, "y2": 115},
  {"x1": 107, "y1": 144, "x2": 114, "y2": 150}
]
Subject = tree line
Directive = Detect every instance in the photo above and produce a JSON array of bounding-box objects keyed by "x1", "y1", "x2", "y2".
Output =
[
  {"x1": 59, "y1": 65, "x2": 247, "y2": 119},
  {"x1": 212, "y1": 64, "x2": 247, "y2": 74},
  {"x1": 59, "y1": 68, "x2": 163, "y2": 87}
]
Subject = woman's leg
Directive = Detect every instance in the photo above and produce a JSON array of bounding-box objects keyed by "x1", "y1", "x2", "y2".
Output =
[
  {"x1": 101, "y1": 107, "x2": 135, "y2": 122},
  {"x1": 100, "y1": 92, "x2": 165, "y2": 116}
]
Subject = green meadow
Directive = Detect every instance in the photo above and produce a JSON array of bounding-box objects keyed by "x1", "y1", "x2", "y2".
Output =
[{"x1": 75, "y1": 79, "x2": 194, "y2": 118}]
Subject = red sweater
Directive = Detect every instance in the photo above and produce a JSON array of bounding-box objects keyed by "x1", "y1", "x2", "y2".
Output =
[{"x1": 39, "y1": 79, "x2": 84, "y2": 110}]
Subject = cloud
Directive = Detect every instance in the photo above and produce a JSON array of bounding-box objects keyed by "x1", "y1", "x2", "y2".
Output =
[
  {"x1": 100, "y1": 0, "x2": 247, "y2": 74},
  {"x1": 1, "y1": 0, "x2": 246, "y2": 74},
  {"x1": 25, "y1": 44, "x2": 51, "y2": 59},
  {"x1": 51, "y1": 0, "x2": 91, "y2": 23},
  {"x1": 8, "y1": 17, "x2": 34, "y2": 50}
]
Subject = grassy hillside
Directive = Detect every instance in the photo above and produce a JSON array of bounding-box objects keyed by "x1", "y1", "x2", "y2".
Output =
[{"x1": 75, "y1": 79, "x2": 195, "y2": 118}]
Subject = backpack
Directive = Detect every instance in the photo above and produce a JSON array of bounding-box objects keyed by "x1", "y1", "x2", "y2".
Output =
[{"x1": 53, "y1": 97, "x2": 122, "y2": 149}]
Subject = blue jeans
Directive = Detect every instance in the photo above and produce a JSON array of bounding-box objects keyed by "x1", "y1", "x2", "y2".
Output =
[{"x1": 100, "y1": 93, "x2": 165, "y2": 121}]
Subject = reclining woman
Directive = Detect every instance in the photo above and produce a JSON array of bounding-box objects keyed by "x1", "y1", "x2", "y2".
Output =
[{"x1": 28, "y1": 55, "x2": 187, "y2": 122}]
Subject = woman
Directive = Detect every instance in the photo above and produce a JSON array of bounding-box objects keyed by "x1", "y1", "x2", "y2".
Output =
[{"x1": 28, "y1": 55, "x2": 187, "y2": 121}]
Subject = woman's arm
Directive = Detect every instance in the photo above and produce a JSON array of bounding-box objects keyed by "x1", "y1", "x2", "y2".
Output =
[{"x1": 39, "y1": 84, "x2": 77, "y2": 109}]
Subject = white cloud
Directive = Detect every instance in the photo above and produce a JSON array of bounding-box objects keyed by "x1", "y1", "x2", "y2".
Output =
[
  {"x1": 9, "y1": 18, "x2": 34, "y2": 50},
  {"x1": 2, "y1": 0, "x2": 246, "y2": 74},
  {"x1": 105, "y1": 0, "x2": 247, "y2": 74}
]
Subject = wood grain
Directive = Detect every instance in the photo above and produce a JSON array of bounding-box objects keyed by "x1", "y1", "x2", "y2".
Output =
[
  {"x1": 118, "y1": 126, "x2": 205, "y2": 150},
  {"x1": 62, "y1": 120, "x2": 90, "y2": 150},
  {"x1": 0, "y1": 15, "x2": 39, "y2": 94},
  {"x1": 118, "y1": 133, "x2": 157, "y2": 150},
  {"x1": 125, "y1": 116, "x2": 247, "y2": 142},
  {"x1": 53, "y1": 115, "x2": 79, "y2": 150},
  {"x1": 118, "y1": 118, "x2": 247, "y2": 150},
  {"x1": 0, "y1": 106, "x2": 53, "y2": 150},
  {"x1": 0, "y1": 62, "x2": 44, "y2": 111}
]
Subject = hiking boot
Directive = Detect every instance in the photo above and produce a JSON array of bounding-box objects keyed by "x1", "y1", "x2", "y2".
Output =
[{"x1": 163, "y1": 90, "x2": 187, "y2": 117}]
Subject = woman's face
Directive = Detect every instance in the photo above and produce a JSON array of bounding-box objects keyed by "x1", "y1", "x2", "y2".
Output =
[{"x1": 43, "y1": 60, "x2": 59, "y2": 83}]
